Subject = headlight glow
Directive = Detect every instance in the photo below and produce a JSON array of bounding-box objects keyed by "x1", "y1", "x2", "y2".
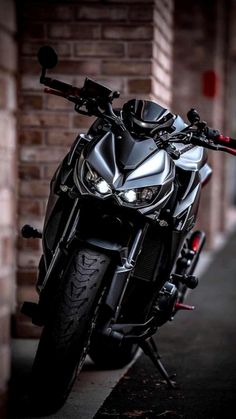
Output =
[
  {"x1": 84, "y1": 164, "x2": 112, "y2": 197},
  {"x1": 122, "y1": 189, "x2": 137, "y2": 203},
  {"x1": 95, "y1": 179, "x2": 111, "y2": 194},
  {"x1": 118, "y1": 186, "x2": 160, "y2": 206},
  {"x1": 84, "y1": 163, "x2": 160, "y2": 206}
]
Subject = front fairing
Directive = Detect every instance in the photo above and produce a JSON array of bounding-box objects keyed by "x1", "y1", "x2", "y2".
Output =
[{"x1": 73, "y1": 130, "x2": 176, "y2": 214}]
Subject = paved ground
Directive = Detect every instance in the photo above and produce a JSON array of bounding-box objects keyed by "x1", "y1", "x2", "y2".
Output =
[
  {"x1": 8, "y1": 230, "x2": 236, "y2": 418},
  {"x1": 94, "y1": 230, "x2": 236, "y2": 419},
  {"x1": 8, "y1": 342, "x2": 141, "y2": 419}
]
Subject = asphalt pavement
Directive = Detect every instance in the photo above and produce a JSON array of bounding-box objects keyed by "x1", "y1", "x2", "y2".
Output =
[
  {"x1": 94, "y1": 229, "x2": 236, "y2": 419},
  {"x1": 8, "y1": 229, "x2": 236, "y2": 419}
]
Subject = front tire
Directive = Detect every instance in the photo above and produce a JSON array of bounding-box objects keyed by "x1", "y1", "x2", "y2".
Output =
[{"x1": 30, "y1": 248, "x2": 110, "y2": 415}]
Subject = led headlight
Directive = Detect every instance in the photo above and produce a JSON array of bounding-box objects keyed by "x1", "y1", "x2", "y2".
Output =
[
  {"x1": 84, "y1": 164, "x2": 112, "y2": 196},
  {"x1": 122, "y1": 189, "x2": 137, "y2": 203},
  {"x1": 95, "y1": 179, "x2": 111, "y2": 194},
  {"x1": 83, "y1": 162, "x2": 160, "y2": 206},
  {"x1": 118, "y1": 186, "x2": 160, "y2": 207}
]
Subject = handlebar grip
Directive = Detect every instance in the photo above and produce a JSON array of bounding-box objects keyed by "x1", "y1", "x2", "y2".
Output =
[
  {"x1": 214, "y1": 134, "x2": 236, "y2": 149},
  {"x1": 229, "y1": 137, "x2": 236, "y2": 148},
  {"x1": 42, "y1": 76, "x2": 81, "y2": 96}
]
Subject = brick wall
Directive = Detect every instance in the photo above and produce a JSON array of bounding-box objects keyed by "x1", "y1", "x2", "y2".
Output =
[
  {"x1": 0, "y1": 0, "x2": 17, "y2": 416},
  {"x1": 172, "y1": 0, "x2": 229, "y2": 246},
  {"x1": 16, "y1": 0, "x2": 174, "y2": 337},
  {"x1": 152, "y1": 0, "x2": 173, "y2": 107}
]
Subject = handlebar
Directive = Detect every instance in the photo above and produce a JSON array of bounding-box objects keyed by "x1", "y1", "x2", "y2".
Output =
[
  {"x1": 39, "y1": 66, "x2": 236, "y2": 157},
  {"x1": 189, "y1": 129, "x2": 236, "y2": 156}
]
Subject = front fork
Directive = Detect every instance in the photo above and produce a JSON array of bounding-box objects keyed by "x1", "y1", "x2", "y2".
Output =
[{"x1": 104, "y1": 226, "x2": 148, "y2": 322}]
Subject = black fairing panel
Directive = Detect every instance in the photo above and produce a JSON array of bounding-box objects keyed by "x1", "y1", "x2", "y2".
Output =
[
  {"x1": 86, "y1": 131, "x2": 159, "y2": 175},
  {"x1": 42, "y1": 135, "x2": 90, "y2": 264}
]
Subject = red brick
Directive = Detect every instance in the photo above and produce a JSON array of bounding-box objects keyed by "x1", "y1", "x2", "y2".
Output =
[
  {"x1": 43, "y1": 164, "x2": 59, "y2": 179},
  {"x1": 128, "y1": 78, "x2": 152, "y2": 94},
  {"x1": 0, "y1": 277, "x2": 13, "y2": 306},
  {"x1": 102, "y1": 60, "x2": 151, "y2": 76},
  {"x1": 77, "y1": 5, "x2": 128, "y2": 21},
  {"x1": 20, "y1": 58, "x2": 43, "y2": 75},
  {"x1": 0, "y1": 78, "x2": 8, "y2": 109},
  {"x1": 19, "y1": 180, "x2": 50, "y2": 199},
  {"x1": 18, "y1": 199, "x2": 42, "y2": 217},
  {"x1": 18, "y1": 236, "x2": 41, "y2": 252},
  {"x1": 20, "y1": 146, "x2": 69, "y2": 163},
  {"x1": 102, "y1": 25, "x2": 153, "y2": 40},
  {"x1": 129, "y1": 6, "x2": 153, "y2": 21},
  {"x1": 153, "y1": 48, "x2": 172, "y2": 72},
  {"x1": 20, "y1": 22, "x2": 45, "y2": 39},
  {"x1": 0, "y1": 346, "x2": 10, "y2": 388},
  {"x1": 1, "y1": 236, "x2": 14, "y2": 266},
  {"x1": 52, "y1": 60, "x2": 101, "y2": 76},
  {"x1": 17, "y1": 269, "x2": 38, "y2": 286},
  {"x1": 45, "y1": 94, "x2": 73, "y2": 111},
  {"x1": 48, "y1": 23, "x2": 101, "y2": 40},
  {"x1": 0, "y1": 30, "x2": 17, "y2": 72},
  {"x1": 153, "y1": 65, "x2": 171, "y2": 88},
  {"x1": 17, "y1": 285, "x2": 38, "y2": 303},
  {"x1": 95, "y1": 77, "x2": 125, "y2": 93},
  {"x1": 19, "y1": 130, "x2": 44, "y2": 145},
  {"x1": 46, "y1": 130, "x2": 77, "y2": 146},
  {"x1": 21, "y1": 41, "x2": 72, "y2": 57},
  {"x1": 74, "y1": 41, "x2": 125, "y2": 58},
  {"x1": 155, "y1": 1, "x2": 173, "y2": 25},
  {"x1": 153, "y1": 9, "x2": 173, "y2": 42},
  {"x1": 0, "y1": 0, "x2": 16, "y2": 33},
  {"x1": 21, "y1": 112, "x2": 69, "y2": 128},
  {"x1": 0, "y1": 190, "x2": 14, "y2": 227},
  {"x1": 20, "y1": 75, "x2": 45, "y2": 92},
  {"x1": 0, "y1": 158, "x2": 15, "y2": 188},
  {"x1": 19, "y1": 164, "x2": 42, "y2": 180},
  {"x1": 127, "y1": 42, "x2": 153, "y2": 58},
  {"x1": 20, "y1": 94, "x2": 43, "y2": 110},
  {"x1": 0, "y1": 313, "x2": 10, "y2": 344},
  {"x1": 73, "y1": 114, "x2": 96, "y2": 129},
  {"x1": 22, "y1": 4, "x2": 74, "y2": 21}
]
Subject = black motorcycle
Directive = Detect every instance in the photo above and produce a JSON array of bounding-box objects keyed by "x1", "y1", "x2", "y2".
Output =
[{"x1": 21, "y1": 46, "x2": 236, "y2": 414}]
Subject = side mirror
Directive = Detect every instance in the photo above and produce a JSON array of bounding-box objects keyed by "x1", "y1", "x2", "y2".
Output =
[
  {"x1": 187, "y1": 108, "x2": 200, "y2": 125},
  {"x1": 37, "y1": 46, "x2": 58, "y2": 69}
]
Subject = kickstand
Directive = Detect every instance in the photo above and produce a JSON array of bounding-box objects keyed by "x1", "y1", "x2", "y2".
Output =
[{"x1": 139, "y1": 337, "x2": 176, "y2": 388}]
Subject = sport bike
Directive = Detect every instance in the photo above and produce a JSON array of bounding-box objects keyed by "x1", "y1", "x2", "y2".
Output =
[{"x1": 21, "y1": 46, "x2": 236, "y2": 414}]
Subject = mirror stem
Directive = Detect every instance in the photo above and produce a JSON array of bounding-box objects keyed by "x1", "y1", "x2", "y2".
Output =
[{"x1": 40, "y1": 67, "x2": 46, "y2": 84}]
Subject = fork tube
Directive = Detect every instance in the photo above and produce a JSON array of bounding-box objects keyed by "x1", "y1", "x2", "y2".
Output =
[{"x1": 105, "y1": 225, "x2": 148, "y2": 321}]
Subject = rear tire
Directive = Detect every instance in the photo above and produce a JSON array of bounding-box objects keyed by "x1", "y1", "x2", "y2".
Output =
[{"x1": 30, "y1": 248, "x2": 110, "y2": 415}]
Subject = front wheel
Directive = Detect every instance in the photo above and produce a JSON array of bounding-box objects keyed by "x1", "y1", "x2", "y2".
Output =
[{"x1": 30, "y1": 248, "x2": 111, "y2": 415}]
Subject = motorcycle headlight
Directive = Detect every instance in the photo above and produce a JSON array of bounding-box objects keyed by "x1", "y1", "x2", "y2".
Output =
[
  {"x1": 84, "y1": 163, "x2": 159, "y2": 206},
  {"x1": 118, "y1": 186, "x2": 160, "y2": 207},
  {"x1": 95, "y1": 178, "x2": 111, "y2": 194},
  {"x1": 85, "y1": 165, "x2": 112, "y2": 196}
]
